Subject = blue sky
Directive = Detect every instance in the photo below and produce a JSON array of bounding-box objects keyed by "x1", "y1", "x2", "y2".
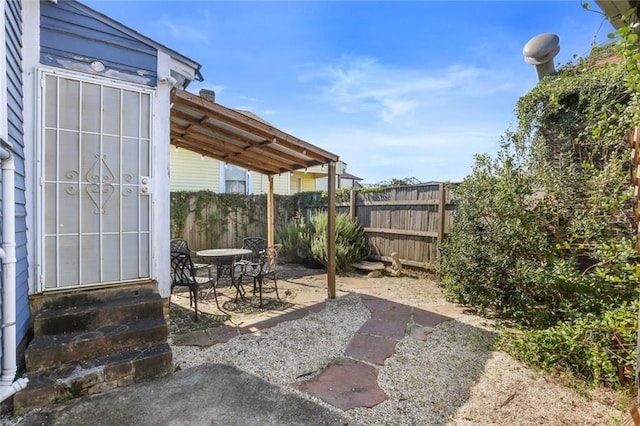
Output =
[{"x1": 86, "y1": 1, "x2": 616, "y2": 184}]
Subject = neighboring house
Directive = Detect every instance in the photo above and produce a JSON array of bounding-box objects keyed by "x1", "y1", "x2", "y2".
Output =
[
  {"x1": 171, "y1": 139, "x2": 359, "y2": 194},
  {"x1": 338, "y1": 172, "x2": 363, "y2": 189},
  {"x1": 315, "y1": 167, "x2": 363, "y2": 191},
  {"x1": 1, "y1": 0, "x2": 201, "y2": 413}
]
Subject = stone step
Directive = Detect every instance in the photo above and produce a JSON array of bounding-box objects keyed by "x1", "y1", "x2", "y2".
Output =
[
  {"x1": 25, "y1": 316, "x2": 169, "y2": 371},
  {"x1": 14, "y1": 343, "x2": 173, "y2": 415},
  {"x1": 30, "y1": 282, "x2": 157, "y2": 313},
  {"x1": 34, "y1": 292, "x2": 164, "y2": 336}
]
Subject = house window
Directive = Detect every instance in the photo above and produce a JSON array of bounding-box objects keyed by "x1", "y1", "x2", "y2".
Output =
[
  {"x1": 39, "y1": 70, "x2": 153, "y2": 290},
  {"x1": 224, "y1": 164, "x2": 248, "y2": 194}
]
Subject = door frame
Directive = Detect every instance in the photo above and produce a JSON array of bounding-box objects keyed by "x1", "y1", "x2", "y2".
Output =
[{"x1": 35, "y1": 66, "x2": 156, "y2": 293}]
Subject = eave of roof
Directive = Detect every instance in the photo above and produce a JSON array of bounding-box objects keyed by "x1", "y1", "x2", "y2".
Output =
[
  {"x1": 595, "y1": 0, "x2": 637, "y2": 30},
  {"x1": 170, "y1": 89, "x2": 339, "y2": 176},
  {"x1": 340, "y1": 172, "x2": 363, "y2": 181}
]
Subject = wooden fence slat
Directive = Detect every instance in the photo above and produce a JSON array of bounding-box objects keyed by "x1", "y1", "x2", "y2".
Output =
[{"x1": 363, "y1": 227, "x2": 438, "y2": 238}]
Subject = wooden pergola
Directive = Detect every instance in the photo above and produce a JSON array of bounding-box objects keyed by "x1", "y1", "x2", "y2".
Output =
[{"x1": 169, "y1": 89, "x2": 338, "y2": 298}]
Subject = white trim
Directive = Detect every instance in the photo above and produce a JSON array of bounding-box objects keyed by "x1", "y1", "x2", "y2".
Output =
[
  {"x1": 154, "y1": 50, "x2": 172, "y2": 298},
  {"x1": 219, "y1": 161, "x2": 225, "y2": 192},
  {"x1": 23, "y1": 0, "x2": 40, "y2": 294},
  {"x1": 37, "y1": 65, "x2": 155, "y2": 93}
]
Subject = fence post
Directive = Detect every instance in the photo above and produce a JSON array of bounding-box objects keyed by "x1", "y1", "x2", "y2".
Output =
[
  {"x1": 437, "y1": 182, "x2": 446, "y2": 255},
  {"x1": 350, "y1": 189, "x2": 357, "y2": 221}
]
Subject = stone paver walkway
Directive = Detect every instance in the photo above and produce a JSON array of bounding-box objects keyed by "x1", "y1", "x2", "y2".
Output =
[
  {"x1": 291, "y1": 295, "x2": 452, "y2": 410},
  {"x1": 174, "y1": 293, "x2": 453, "y2": 411}
]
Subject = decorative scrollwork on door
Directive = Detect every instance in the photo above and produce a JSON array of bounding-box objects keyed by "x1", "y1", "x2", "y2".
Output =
[
  {"x1": 65, "y1": 171, "x2": 79, "y2": 195},
  {"x1": 85, "y1": 154, "x2": 116, "y2": 214}
]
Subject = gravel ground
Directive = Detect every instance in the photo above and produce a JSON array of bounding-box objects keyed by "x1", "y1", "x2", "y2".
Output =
[{"x1": 171, "y1": 268, "x2": 626, "y2": 425}]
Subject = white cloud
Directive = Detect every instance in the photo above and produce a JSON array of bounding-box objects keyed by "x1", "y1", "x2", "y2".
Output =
[
  {"x1": 155, "y1": 12, "x2": 212, "y2": 43},
  {"x1": 300, "y1": 56, "x2": 522, "y2": 123}
]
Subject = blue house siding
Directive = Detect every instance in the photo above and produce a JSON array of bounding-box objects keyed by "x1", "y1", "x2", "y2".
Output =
[
  {"x1": 5, "y1": 0, "x2": 30, "y2": 343},
  {"x1": 40, "y1": 1, "x2": 158, "y2": 86}
]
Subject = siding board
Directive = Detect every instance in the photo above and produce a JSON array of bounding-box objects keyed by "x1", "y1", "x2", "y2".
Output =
[
  {"x1": 40, "y1": 1, "x2": 158, "y2": 85},
  {"x1": 5, "y1": 0, "x2": 29, "y2": 343}
]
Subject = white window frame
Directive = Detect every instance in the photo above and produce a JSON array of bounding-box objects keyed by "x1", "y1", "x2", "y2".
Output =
[{"x1": 220, "y1": 162, "x2": 249, "y2": 194}]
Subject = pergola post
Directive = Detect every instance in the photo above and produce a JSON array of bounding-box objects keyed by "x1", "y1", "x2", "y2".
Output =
[
  {"x1": 327, "y1": 162, "x2": 336, "y2": 299},
  {"x1": 267, "y1": 175, "x2": 275, "y2": 246}
]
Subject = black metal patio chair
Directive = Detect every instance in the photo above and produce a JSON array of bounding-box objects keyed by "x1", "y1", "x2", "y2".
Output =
[
  {"x1": 242, "y1": 237, "x2": 267, "y2": 262},
  {"x1": 170, "y1": 251, "x2": 227, "y2": 321},
  {"x1": 233, "y1": 237, "x2": 267, "y2": 296},
  {"x1": 238, "y1": 244, "x2": 282, "y2": 308},
  {"x1": 170, "y1": 238, "x2": 208, "y2": 269}
]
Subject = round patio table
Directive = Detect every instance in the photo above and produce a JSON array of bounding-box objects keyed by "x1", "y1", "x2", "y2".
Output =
[
  {"x1": 196, "y1": 248, "x2": 253, "y2": 300},
  {"x1": 196, "y1": 248, "x2": 252, "y2": 258}
]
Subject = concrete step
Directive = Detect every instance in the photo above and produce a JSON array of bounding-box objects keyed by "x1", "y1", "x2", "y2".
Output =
[
  {"x1": 33, "y1": 292, "x2": 164, "y2": 336},
  {"x1": 25, "y1": 316, "x2": 169, "y2": 371},
  {"x1": 14, "y1": 343, "x2": 173, "y2": 415}
]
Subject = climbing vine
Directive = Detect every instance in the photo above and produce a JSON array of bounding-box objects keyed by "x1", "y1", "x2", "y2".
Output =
[{"x1": 170, "y1": 192, "x2": 191, "y2": 238}]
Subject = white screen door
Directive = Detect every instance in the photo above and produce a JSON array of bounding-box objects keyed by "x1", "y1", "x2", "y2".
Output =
[{"x1": 39, "y1": 71, "x2": 153, "y2": 290}]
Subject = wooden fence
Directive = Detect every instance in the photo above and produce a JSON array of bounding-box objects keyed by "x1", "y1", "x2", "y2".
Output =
[
  {"x1": 171, "y1": 193, "x2": 292, "y2": 252},
  {"x1": 172, "y1": 183, "x2": 456, "y2": 269},
  {"x1": 309, "y1": 183, "x2": 456, "y2": 269}
]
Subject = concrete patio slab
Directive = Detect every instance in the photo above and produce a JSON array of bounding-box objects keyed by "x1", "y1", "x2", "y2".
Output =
[
  {"x1": 19, "y1": 364, "x2": 348, "y2": 426},
  {"x1": 240, "y1": 309, "x2": 310, "y2": 334}
]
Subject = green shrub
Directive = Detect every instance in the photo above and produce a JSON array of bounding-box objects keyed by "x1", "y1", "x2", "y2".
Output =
[
  {"x1": 496, "y1": 302, "x2": 638, "y2": 389},
  {"x1": 276, "y1": 211, "x2": 370, "y2": 271},
  {"x1": 276, "y1": 212, "x2": 313, "y2": 260},
  {"x1": 437, "y1": 41, "x2": 640, "y2": 390},
  {"x1": 309, "y1": 212, "x2": 371, "y2": 272},
  {"x1": 437, "y1": 45, "x2": 638, "y2": 329}
]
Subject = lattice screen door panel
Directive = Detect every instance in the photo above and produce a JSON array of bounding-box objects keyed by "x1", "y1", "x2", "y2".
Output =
[{"x1": 40, "y1": 72, "x2": 152, "y2": 290}]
